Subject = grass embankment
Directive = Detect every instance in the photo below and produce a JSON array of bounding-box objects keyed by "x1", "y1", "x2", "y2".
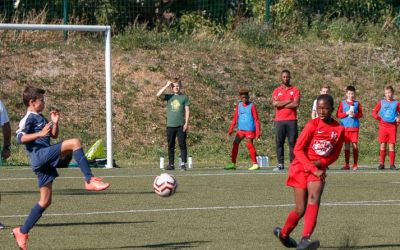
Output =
[{"x1": 0, "y1": 24, "x2": 399, "y2": 167}]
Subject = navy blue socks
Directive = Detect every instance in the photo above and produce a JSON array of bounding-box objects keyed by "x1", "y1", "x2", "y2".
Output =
[
  {"x1": 20, "y1": 203, "x2": 45, "y2": 234},
  {"x1": 73, "y1": 148, "x2": 93, "y2": 182}
]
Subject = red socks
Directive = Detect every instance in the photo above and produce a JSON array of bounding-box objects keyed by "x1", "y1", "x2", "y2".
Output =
[
  {"x1": 303, "y1": 203, "x2": 319, "y2": 238},
  {"x1": 353, "y1": 148, "x2": 358, "y2": 166},
  {"x1": 380, "y1": 149, "x2": 386, "y2": 165},
  {"x1": 389, "y1": 151, "x2": 395, "y2": 166},
  {"x1": 281, "y1": 210, "x2": 301, "y2": 237},
  {"x1": 246, "y1": 142, "x2": 257, "y2": 164},
  {"x1": 231, "y1": 142, "x2": 239, "y2": 163},
  {"x1": 344, "y1": 149, "x2": 350, "y2": 165}
]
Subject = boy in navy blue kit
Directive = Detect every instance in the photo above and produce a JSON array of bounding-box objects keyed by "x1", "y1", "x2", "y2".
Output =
[{"x1": 13, "y1": 86, "x2": 110, "y2": 250}]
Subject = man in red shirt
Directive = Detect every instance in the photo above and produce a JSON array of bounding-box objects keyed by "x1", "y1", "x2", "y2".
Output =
[{"x1": 272, "y1": 70, "x2": 301, "y2": 171}]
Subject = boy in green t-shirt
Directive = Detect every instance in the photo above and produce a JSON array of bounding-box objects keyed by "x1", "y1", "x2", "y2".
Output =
[{"x1": 157, "y1": 78, "x2": 190, "y2": 170}]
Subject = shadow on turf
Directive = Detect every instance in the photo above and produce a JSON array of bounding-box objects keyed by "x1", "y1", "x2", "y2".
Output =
[
  {"x1": 61, "y1": 240, "x2": 210, "y2": 249},
  {"x1": 36, "y1": 220, "x2": 155, "y2": 228},
  {"x1": 324, "y1": 243, "x2": 400, "y2": 249}
]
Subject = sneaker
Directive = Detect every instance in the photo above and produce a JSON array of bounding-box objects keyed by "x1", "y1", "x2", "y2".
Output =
[
  {"x1": 273, "y1": 163, "x2": 284, "y2": 171},
  {"x1": 377, "y1": 164, "x2": 385, "y2": 170},
  {"x1": 352, "y1": 164, "x2": 358, "y2": 171},
  {"x1": 273, "y1": 227, "x2": 297, "y2": 248},
  {"x1": 85, "y1": 177, "x2": 110, "y2": 191},
  {"x1": 248, "y1": 164, "x2": 260, "y2": 171},
  {"x1": 12, "y1": 227, "x2": 28, "y2": 250},
  {"x1": 165, "y1": 164, "x2": 175, "y2": 170},
  {"x1": 180, "y1": 163, "x2": 187, "y2": 171},
  {"x1": 296, "y1": 237, "x2": 320, "y2": 250},
  {"x1": 341, "y1": 164, "x2": 350, "y2": 170},
  {"x1": 224, "y1": 163, "x2": 236, "y2": 170},
  {"x1": 390, "y1": 165, "x2": 397, "y2": 170},
  {"x1": 0, "y1": 222, "x2": 5, "y2": 229}
]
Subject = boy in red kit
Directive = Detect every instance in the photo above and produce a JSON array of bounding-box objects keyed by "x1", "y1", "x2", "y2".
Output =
[
  {"x1": 336, "y1": 86, "x2": 363, "y2": 170},
  {"x1": 273, "y1": 94, "x2": 344, "y2": 250},
  {"x1": 372, "y1": 85, "x2": 400, "y2": 170},
  {"x1": 225, "y1": 88, "x2": 261, "y2": 170}
]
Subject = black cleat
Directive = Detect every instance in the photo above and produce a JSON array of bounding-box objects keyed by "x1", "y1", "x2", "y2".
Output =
[
  {"x1": 180, "y1": 164, "x2": 187, "y2": 171},
  {"x1": 390, "y1": 165, "x2": 397, "y2": 170},
  {"x1": 377, "y1": 164, "x2": 385, "y2": 170},
  {"x1": 296, "y1": 237, "x2": 320, "y2": 250},
  {"x1": 273, "y1": 227, "x2": 297, "y2": 248},
  {"x1": 165, "y1": 164, "x2": 175, "y2": 170}
]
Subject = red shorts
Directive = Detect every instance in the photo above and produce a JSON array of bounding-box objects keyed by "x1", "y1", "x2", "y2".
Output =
[
  {"x1": 286, "y1": 162, "x2": 322, "y2": 189},
  {"x1": 379, "y1": 124, "x2": 397, "y2": 144},
  {"x1": 236, "y1": 130, "x2": 256, "y2": 139},
  {"x1": 344, "y1": 131, "x2": 359, "y2": 143}
]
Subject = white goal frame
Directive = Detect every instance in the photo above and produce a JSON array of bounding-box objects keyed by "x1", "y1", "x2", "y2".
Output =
[{"x1": 0, "y1": 24, "x2": 114, "y2": 168}]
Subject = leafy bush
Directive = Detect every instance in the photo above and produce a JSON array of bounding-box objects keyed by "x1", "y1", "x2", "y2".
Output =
[
  {"x1": 234, "y1": 19, "x2": 274, "y2": 48},
  {"x1": 176, "y1": 11, "x2": 222, "y2": 35},
  {"x1": 327, "y1": 18, "x2": 361, "y2": 42},
  {"x1": 269, "y1": 0, "x2": 307, "y2": 35}
]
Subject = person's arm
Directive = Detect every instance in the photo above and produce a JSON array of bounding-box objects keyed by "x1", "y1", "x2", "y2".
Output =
[
  {"x1": 293, "y1": 121, "x2": 319, "y2": 173},
  {"x1": 49, "y1": 111, "x2": 59, "y2": 139},
  {"x1": 311, "y1": 100, "x2": 317, "y2": 119},
  {"x1": 372, "y1": 101, "x2": 382, "y2": 121},
  {"x1": 284, "y1": 95, "x2": 300, "y2": 109},
  {"x1": 272, "y1": 97, "x2": 292, "y2": 108},
  {"x1": 228, "y1": 105, "x2": 239, "y2": 135},
  {"x1": 156, "y1": 81, "x2": 172, "y2": 98},
  {"x1": 183, "y1": 106, "x2": 189, "y2": 132},
  {"x1": 19, "y1": 124, "x2": 51, "y2": 144},
  {"x1": 251, "y1": 104, "x2": 261, "y2": 138},
  {"x1": 1, "y1": 122, "x2": 11, "y2": 159},
  {"x1": 354, "y1": 102, "x2": 363, "y2": 119},
  {"x1": 336, "y1": 101, "x2": 347, "y2": 119}
]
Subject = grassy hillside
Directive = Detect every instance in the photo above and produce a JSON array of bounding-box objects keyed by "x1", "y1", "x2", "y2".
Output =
[{"x1": 0, "y1": 24, "x2": 399, "y2": 167}]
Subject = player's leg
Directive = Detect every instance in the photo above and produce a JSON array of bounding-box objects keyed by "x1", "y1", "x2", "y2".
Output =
[
  {"x1": 225, "y1": 133, "x2": 243, "y2": 170},
  {"x1": 388, "y1": 143, "x2": 396, "y2": 169},
  {"x1": 379, "y1": 142, "x2": 387, "y2": 169},
  {"x1": 343, "y1": 141, "x2": 350, "y2": 170},
  {"x1": 14, "y1": 182, "x2": 53, "y2": 250},
  {"x1": 352, "y1": 142, "x2": 359, "y2": 170},
  {"x1": 297, "y1": 181, "x2": 324, "y2": 250},
  {"x1": 245, "y1": 136, "x2": 259, "y2": 170},
  {"x1": 61, "y1": 138, "x2": 109, "y2": 190},
  {"x1": 287, "y1": 120, "x2": 298, "y2": 163},
  {"x1": 166, "y1": 127, "x2": 177, "y2": 169},
  {"x1": 176, "y1": 126, "x2": 187, "y2": 170},
  {"x1": 274, "y1": 187, "x2": 306, "y2": 248},
  {"x1": 274, "y1": 121, "x2": 286, "y2": 170}
]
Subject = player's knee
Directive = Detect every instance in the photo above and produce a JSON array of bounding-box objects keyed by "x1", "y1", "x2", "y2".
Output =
[
  {"x1": 39, "y1": 199, "x2": 52, "y2": 208},
  {"x1": 71, "y1": 138, "x2": 82, "y2": 148},
  {"x1": 294, "y1": 205, "x2": 306, "y2": 216}
]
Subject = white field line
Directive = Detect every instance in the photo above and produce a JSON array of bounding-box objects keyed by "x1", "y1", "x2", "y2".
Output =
[
  {"x1": 1, "y1": 200, "x2": 400, "y2": 219},
  {"x1": 0, "y1": 170, "x2": 398, "y2": 181}
]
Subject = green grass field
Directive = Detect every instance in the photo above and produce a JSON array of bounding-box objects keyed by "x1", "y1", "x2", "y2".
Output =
[{"x1": 1, "y1": 166, "x2": 400, "y2": 249}]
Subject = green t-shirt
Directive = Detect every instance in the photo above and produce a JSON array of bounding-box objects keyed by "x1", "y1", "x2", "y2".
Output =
[{"x1": 163, "y1": 94, "x2": 190, "y2": 127}]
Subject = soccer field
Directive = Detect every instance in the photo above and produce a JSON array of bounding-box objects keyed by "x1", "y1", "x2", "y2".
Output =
[{"x1": 1, "y1": 166, "x2": 400, "y2": 249}]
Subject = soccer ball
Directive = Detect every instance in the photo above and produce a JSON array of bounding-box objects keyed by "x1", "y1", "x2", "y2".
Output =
[{"x1": 153, "y1": 173, "x2": 177, "y2": 197}]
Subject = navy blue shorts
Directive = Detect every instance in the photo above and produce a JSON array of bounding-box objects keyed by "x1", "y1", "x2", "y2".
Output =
[{"x1": 31, "y1": 143, "x2": 71, "y2": 188}]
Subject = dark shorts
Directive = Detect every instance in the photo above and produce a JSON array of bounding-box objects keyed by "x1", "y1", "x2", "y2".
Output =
[{"x1": 31, "y1": 143, "x2": 71, "y2": 188}]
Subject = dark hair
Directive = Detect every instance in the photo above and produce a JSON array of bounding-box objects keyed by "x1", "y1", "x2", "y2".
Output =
[
  {"x1": 346, "y1": 85, "x2": 356, "y2": 92},
  {"x1": 23, "y1": 86, "x2": 45, "y2": 107},
  {"x1": 385, "y1": 85, "x2": 394, "y2": 93},
  {"x1": 281, "y1": 69, "x2": 290, "y2": 75},
  {"x1": 171, "y1": 78, "x2": 182, "y2": 87},
  {"x1": 317, "y1": 94, "x2": 334, "y2": 110}
]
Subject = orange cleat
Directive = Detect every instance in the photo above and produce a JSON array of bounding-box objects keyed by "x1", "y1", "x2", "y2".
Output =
[
  {"x1": 12, "y1": 227, "x2": 28, "y2": 250},
  {"x1": 85, "y1": 177, "x2": 110, "y2": 191}
]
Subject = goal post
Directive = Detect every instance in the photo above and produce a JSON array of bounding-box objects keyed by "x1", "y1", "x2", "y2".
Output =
[{"x1": 0, "y1": 23, "x2": 114, "y2": 168}]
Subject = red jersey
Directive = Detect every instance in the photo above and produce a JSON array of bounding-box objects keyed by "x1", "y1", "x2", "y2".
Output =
[
  {"x1": 290, "y1": 117, "x2": 344, "y2": 173},
  {"x1": 228, "y1": 103, "x2": 261, "y2": 137},
  {"x1": 272, "y1": 85, "x2": 300, "y2": 121}
]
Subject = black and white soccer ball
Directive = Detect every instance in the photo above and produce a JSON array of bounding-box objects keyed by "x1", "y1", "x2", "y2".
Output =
[{"x1": 153, "y1": 173, "x2": 177, "y2": 197}]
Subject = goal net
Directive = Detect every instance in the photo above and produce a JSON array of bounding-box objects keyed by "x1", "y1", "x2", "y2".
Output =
[{"x1": 0, "y1": 24, "x2": 114, "y2": 168}]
